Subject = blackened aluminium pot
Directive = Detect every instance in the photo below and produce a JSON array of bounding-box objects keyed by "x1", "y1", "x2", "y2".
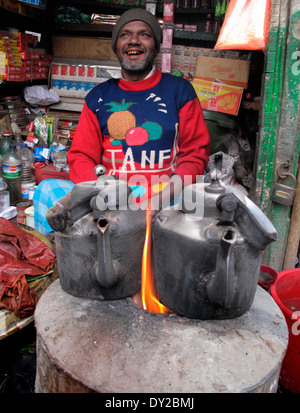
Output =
[
  {"x1": 54, "y1": 166, "x2": 146, "y2": 300},
  {"x1": 152, "y1": 176, "x2": 277, "y2": 320}
]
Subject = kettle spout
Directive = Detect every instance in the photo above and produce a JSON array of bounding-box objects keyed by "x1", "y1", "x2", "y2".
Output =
[
  {"x1": 207, "y1": 227, "x2": 237, "y2": 308},
  {"x1": 93, "y1": 218, "x2": 118, "y2": 289}
]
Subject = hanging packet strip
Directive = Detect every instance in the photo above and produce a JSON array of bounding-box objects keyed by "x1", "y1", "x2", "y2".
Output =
[
  {"x1": 214, "y1": 0, "x2": 272, "y2": 52},
  {"x1": 34, "y1": 115, "x2": 58, "y2": 147}
]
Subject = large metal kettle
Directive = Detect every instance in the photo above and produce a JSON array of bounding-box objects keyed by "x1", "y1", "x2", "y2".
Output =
[
  {"x1": 54, "y1": 166, "x2": 146, "y2": 300},
  {"x1": 152, "y1": 172, "x2": 277, "y2": 319}
]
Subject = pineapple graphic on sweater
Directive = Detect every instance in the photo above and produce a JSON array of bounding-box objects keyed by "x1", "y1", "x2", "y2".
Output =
[{"x1": 68, "y1": 69, "x2": 210, "y2": 203}]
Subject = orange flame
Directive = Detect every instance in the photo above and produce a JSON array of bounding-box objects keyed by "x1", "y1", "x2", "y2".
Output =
[{"x1": 141, "y1": 204, "x2": 171, "y2": 314}]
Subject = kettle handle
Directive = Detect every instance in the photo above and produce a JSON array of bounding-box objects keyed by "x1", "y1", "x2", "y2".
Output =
[{"x1": 206, "y1": 227, "x2": 236, "y2": 308}]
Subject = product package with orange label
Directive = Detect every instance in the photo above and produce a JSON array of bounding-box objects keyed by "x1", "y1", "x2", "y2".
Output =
[
  {"x1": 192, "y1": 55, "x2": 250, "y2": 115},
  {"x1": 214, "y1": 0, "x2": 272, "y2": 52},
  {"x1": 192, "y1": 78, "x2": 243, "y2": 116}
]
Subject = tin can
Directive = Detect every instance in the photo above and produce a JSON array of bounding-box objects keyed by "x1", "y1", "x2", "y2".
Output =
[
  {"x1": 17, "y1": 201, "x2": 31, "y2": 224},
  {"x1": 21, "y1": 179, "x2": 36, "y2": 200}
]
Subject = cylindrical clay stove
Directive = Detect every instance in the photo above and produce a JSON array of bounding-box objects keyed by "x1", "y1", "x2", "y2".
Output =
[
  {"x1": 35, "y1": 171, "x2": 288, "y2": 393},
  {"x1": 35, "y1": 280, "x2": 287, "y2": 393}
]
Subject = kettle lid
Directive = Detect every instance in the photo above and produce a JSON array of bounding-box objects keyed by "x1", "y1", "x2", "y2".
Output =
[{"x1": 179, "y1": 170, "x2": 225, "y2": 217}]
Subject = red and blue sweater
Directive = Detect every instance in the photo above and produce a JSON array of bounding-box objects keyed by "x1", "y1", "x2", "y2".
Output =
[{"x1": 68, "y1": 69, "x2": 210, "y2": 201}]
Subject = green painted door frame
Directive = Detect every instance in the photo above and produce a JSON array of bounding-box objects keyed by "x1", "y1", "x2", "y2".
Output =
[{"x1": 253, "y1": 0, "x2": 300, "y2": 272}]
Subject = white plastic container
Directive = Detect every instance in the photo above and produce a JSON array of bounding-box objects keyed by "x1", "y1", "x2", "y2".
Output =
[{"x1": 25, "y1": 205, "x2": 35, "y2": 229}]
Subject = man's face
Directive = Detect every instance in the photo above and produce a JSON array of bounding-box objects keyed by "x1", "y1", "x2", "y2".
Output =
[{"x1": 115, "y1": 20, "x2": 157, "y2": 80}]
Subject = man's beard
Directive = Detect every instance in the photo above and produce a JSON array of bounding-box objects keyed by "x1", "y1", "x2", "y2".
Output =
[{"x1": 116, "y1": 50, "x2": 156, "y2": 74}]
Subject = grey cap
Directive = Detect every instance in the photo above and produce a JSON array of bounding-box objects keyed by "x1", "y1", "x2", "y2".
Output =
[{"x1": 111, "y1": 8, "x2": 162, "y2": 53}]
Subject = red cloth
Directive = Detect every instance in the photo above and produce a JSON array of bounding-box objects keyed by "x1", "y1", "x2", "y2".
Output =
[{"x1": 0, "y1": 218, "x2": 56, "y2": 318}]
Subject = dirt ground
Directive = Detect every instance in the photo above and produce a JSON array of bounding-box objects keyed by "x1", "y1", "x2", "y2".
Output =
[{"x1": 0, "y1": 323, "x2": 36, "y2": 393}]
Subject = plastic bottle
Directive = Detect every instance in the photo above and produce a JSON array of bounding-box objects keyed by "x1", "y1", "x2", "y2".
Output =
[
  {"x1": 0, "y1": 130, "x2": 13, "y2": 158},
  {"x1": 14, "y1": 132, "x2": 23, "y2": 152},
  {"x1": 3, "y1": 145, "x2": 22, "y2": 206},
  {"x1": 0, "y1": 131, "x2": 13, "y2": 192},
  {"x1": 19, "y1": 143, "x2": 36, "y2": 199}
]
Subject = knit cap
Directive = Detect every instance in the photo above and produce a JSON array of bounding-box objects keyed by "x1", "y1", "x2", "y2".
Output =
[{"x1": 111, "y1": 8, "x2": 162, "y2": 52}]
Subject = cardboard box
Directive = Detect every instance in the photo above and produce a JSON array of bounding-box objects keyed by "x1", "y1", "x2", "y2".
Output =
[
  {"x1": 51, "y1": 59, "x2": 121, "y2": 98},
  {"x1": 192, "y1": 78, "x2": 243, "y2": 116},
  {"x1": 184, "y1": 25, "x2": 197, "y2": 32},
  {"x1": 194, "y1": 56, "x2": 250, "y2": 89},
  {"x1": 52, "y1": 36, "x2": 118, "y2": 61}
]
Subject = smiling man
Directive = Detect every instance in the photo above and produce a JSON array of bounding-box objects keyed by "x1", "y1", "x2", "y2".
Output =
[
  {"x1": 46, "y1": 8, "x2": 210, "y2": 231},
  {"x1": 115, "y1": 20, "x2": 157, "y2": 77}
]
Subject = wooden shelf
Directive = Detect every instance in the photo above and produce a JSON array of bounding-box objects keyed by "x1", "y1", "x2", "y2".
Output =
[
  {"x1": 54, "y1": 23, "x2": 219, "y2": 42},
  {"x1": 173, "y1": 7, "x2": 215, "y2": 14},
  {"x1": 174, "y1": 30, "x2": 218, "y2": 41},
  {"x1": 51, "y1": 0, "x2": 214, "y2": 15},
  {"x1": 0, "y1": 6, "x2": 48, "y2": 32},
  {"x1": 54, "y1": 23, "x2": 115, "y2": 34}
]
